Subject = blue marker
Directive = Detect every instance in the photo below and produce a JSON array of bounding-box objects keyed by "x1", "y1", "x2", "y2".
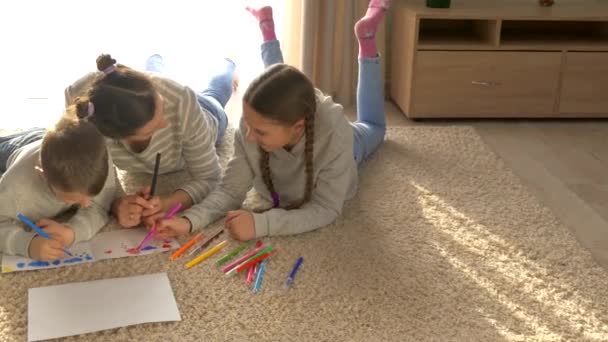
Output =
[
  {"x1": 253, "y1": 259, "x2": 267, "y2": 293},
  {"x1": 17, "y1": 213, "x2": 73, "y2": 257},
  {"x1": 284, "y1": 257, "x2": 304, "y2": 289}
]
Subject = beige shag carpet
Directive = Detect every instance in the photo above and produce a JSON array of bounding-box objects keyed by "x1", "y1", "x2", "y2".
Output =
[{"x1": 1, "y1": 126, "x2": 608, "y2": 342}]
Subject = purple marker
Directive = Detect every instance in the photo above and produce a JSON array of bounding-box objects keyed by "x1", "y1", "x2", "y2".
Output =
[{"x1": 284, "y1": 257, "x2": 304, "y2": 289}]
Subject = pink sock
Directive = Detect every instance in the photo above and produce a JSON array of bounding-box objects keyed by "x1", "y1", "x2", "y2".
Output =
[
  {"x1": 355, "y1": 0, "x2": 391, "y2": 58},
  {"x1": 246, "y1": 6, "x2": 276, "y2": 42}
]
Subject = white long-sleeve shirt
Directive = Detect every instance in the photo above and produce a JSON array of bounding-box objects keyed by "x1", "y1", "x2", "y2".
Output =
[{"x1": 0, "y1": 141, "x2": 117, "y2": 257}]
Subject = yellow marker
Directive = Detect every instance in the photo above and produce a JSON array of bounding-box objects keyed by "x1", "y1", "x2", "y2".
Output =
[{"x1": 185, "y1": 240, "x2": 228, "y2": 269}]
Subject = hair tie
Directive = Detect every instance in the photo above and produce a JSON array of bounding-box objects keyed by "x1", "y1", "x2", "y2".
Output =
[
  {"x1": 102, "y1": 65, "x2": 116, "y2": 75},
  {"x1": 271, "y1": 192, "x2": 280, "y2": 208},
  {"x1": 86, "y1": 102, "x2": 95, "y2": 118}
]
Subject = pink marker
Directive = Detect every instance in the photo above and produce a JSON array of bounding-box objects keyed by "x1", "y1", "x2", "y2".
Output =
[
  {"x1": 221, "y1": 244, "x2": 267, "y2": 273},
  {"x1": 133, "y1": 203, "x2": 183, "y2": 251},
  {"x1": 246, "y1": 264, "x2": 255, "y2": 284}
]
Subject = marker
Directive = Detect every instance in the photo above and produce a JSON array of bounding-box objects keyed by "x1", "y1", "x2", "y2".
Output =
[
  {"x1": 17, "y1": 213, "x2": 73, "y2": 257},
  {"x1": 215, "y1": 241, "x2": 253, "y2": 267},
  {"x1": 187, "y1": 229, "x2": 223, "y2": 256},
  {"x1": 134, "y1": 203, "x2": 182, "y2": 251},
  {"x1": 246, "y1": 263, "x2": 256, "y2": 284},
  {"x1": 150, "y1": 153, "x2": 161, "y2": 197},
  {"x1": 221, "y1": 244, "x2": 271, "y2": 274},
  {"x1": 253, "y1": 259, "x2": 267, "y2": 293},
  {"x1": 185, "y1": 240, "x2": 227, "y2": 269},
  {"x1": 284, "y1": 257, "x2": 304, "y2": 289},
  {"x1": 169, "y1": 232, "x2": 203, "y2": 260},
  {"x1": 227, "y1": 249, "x2": 278, "y2": 277}
]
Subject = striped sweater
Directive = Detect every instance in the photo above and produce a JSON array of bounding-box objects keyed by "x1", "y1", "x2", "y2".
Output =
[{"x1": 65, "y1": 72, "x2": 221, "y2": 203}]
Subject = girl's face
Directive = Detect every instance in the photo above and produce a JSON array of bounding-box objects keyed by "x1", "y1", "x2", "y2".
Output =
[
  {"x1": 242, "y1": 102, "x2": 305, "y2": 152},
  {"x1": 124, "y1": 95, "x2": 169, "y2": 145}
]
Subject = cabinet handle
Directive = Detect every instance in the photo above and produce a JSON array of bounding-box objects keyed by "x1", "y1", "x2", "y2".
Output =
[{"x1": 472, "y1": 80, "x2": 500, "y2": 87}]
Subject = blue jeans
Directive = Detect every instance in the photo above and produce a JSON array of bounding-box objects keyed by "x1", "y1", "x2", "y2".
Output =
[
  {"x1": 145, "y1": 55, "x2": 233, "y2": 145},
  {"x1": 260, "y1": 40, "x2": 386, "y2": 165},
  {"x1": 0, "y1": 128, "x2": 46, "y2": 176}
]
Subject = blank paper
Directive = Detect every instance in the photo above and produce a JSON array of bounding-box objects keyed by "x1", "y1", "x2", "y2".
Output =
[{"x1": 28, "y1": 272, "x2": 181, "y2": 341}]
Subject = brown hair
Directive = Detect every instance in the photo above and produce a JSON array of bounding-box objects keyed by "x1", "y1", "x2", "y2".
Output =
[
  {"x1": 40, "y1": 104, "x2": 108, "y2": 196},
  {"x1": 243, "y1": 64, "x2": 317, "y2": 210},
  {"x1": 78, "y1": 54, "x2": 157, "y2": 139}
]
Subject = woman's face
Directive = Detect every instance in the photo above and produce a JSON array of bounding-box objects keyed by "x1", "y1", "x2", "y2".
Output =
[{"x1": 124, "y1": 95, "x2": 169, "y2": 145}]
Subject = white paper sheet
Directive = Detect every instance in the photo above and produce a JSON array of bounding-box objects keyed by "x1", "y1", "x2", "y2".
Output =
[
  {"x1": 28, "y1": 272, "x2": 181, "y2": 341},
  {"x1": 2, "y1": 228, "x2": 180, "y2": 273}
]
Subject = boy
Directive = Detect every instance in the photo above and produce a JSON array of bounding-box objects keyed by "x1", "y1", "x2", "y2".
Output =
[{"x1": 0, "y1": 108, "x2": 117, "y2": 261}]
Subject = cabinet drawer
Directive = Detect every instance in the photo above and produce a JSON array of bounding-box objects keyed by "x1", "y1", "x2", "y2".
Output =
[
  {"x1": 411, "y1": 51, "x2": 561, "y2": 117},
  {"x1": 560, "y1": 52, "x2": 608, "y2": 115}
]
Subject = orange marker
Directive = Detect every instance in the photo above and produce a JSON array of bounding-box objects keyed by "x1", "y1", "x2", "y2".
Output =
[{"x1": 169, "y1": 232, "x2": 203, "y2": 260}]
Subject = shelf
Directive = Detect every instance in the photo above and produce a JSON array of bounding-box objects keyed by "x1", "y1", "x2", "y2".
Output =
[
  {"x1": 417, "y1": 19, "x2": 499, "y2": 49},
  {"x1": 391, "y1": 0, "x2": 608, "y2": 118},
  {"x1": 500, "y1": 20, "x2": 608, "y2": 50}
]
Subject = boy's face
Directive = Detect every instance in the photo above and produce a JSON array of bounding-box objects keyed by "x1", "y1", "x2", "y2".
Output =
[
  {"x1": 51, "y1": 187, "x2": 92, "y2": 208},
  {"x1": 36, "y1": 166, "x2": 93, "y2": 208}
]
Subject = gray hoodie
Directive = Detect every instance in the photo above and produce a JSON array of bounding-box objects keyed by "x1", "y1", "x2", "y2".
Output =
[
  {"x1": 0, "y1": 140, "x2": 118, "y2": 257},
  {"x1": 183, "y1": 89, "x2": 358, "y2": 237}
]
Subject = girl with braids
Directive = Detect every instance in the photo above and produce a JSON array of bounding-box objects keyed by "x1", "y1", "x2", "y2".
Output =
[
  {"x1": 0, "y1": 103, "x2": 117, "y2": 260},
  {"x1": 64, "y1": 54, "x2": 236, "y2": 229},
  {"x1": 154, "y1": 1, "x2": 388, "y2": 241}
]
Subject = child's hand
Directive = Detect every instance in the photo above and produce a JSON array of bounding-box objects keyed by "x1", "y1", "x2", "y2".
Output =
[
  {"x1": 28, "y1": 236, "x2": 66, "y2": 261},
  {"x1": 37, "y1": 219, "x2": 75, "y2": 247},
  {"x1": 112, "y1": 194, "x2": 154, "y2": 228},
  {"x1": 141, "y1": 196, "x2": 163, "y2": 217},
  {"x1": 155, "y1": 217, "x2": 192, "y2": 240},
  {"x1": 142, "y1": 212, "x2": 165, "y2": 231},
  {"x1": 224, "y1": 210, "x2": 256, "y2": 241},
  {"x1": 138, "y1": 186, "x2": 163, "y2": 217}
]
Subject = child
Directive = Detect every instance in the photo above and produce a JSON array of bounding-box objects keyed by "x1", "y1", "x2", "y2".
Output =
[
  {"x1": 0, "y1": 103, "x2": 118, "y2": 261},
  {"x1": 155, "y1": 1, "x2": 388, "y2": 241},
  {"x1": 64, "y1": 54, "x2": 237, "y2": 228}
]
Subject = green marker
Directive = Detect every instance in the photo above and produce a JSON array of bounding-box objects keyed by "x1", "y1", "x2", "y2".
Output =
[{"x1": 215, "y1": 241, "x2": 252, "y2": 266}]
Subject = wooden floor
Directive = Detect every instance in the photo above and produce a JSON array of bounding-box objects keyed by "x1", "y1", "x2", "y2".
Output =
[{"x1": 355, "y1": 102, "x2": 608, "y2": 271}]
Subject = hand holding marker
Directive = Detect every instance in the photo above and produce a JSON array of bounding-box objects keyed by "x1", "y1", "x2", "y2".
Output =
[
  {"x1": 134, "y1": 203, "x2": 182, "y2": 251},
  {"x1": 17, "y1": 213, "x2": 73, "y2": 257}
]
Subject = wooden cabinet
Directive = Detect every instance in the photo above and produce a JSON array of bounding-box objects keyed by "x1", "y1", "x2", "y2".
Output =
[
  {"x1": 411, "y1": 51, "x2": 561, "y2": 117},
  {"x1": 390, "y1": 0, "x2": 608, "y2": 118},
  {"x1": 560, "y1": 52, "x2": 608, "y2": 116}
]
